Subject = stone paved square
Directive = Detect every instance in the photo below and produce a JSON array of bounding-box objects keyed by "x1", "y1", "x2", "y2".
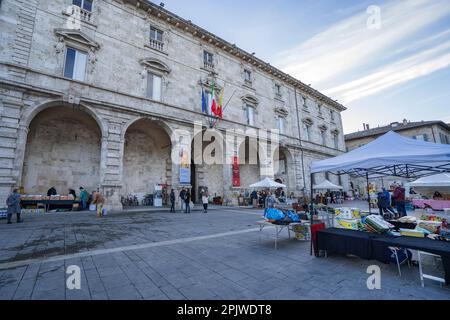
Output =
[{"x1": 0, "y1": 207, "x2": 449, "y2": 300}]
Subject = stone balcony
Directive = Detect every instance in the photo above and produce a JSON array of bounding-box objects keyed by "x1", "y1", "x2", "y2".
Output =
[
  {"x1": 70, "y1": 6, "x2": 93, "y2": 24},
  {"x1": 149, "y1": 39, "x2": 164, "y2": 52}
]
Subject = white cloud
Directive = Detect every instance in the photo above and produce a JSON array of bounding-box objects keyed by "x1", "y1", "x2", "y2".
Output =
[
  {"x1": 274, "y1": 0, "x2": 450, "y2": 89},
  {"x1": 324, "y1": 40, "x2": 450, "y2": 103}
]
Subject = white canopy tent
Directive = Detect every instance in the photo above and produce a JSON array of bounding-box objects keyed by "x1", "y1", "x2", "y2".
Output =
[
  {"x1": 249, "y1": 177, "x2": 286, "y2": 189},
  {"x1": 409, "y1": 173, "x2": 450, "y2": 187},
  {"x1": 313, "y1": 180, "x2": 343, "y2": 190},
  {"x1": 408, "y1": 173, "x2": 450, "y2": 194},
  {"x1": 311, "y1": 131, "x2": 450, "y2": 178}
]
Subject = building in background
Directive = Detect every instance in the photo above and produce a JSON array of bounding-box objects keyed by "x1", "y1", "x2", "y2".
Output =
[
  {"x1": 0, "y1": 0, "x2": 347, "y2": 210},
  {"x1": 345, "y1": 119, "x2": 450, "y2": 195}
]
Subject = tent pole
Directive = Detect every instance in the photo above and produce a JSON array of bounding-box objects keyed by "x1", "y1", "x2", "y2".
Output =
[
  {"x1": 310, "y1": 172, "x2": 314, "y2": 256},
  {"x1": 366, "y1": 172, "x2": 371, "y2": 214}
]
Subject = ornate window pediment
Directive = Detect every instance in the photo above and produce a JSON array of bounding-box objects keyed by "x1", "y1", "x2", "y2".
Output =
[
  {"x1": 54, "y1": 29, "x2": 100, "y2": 50},
  {"x1": 241, "y1": 94, "x2": 258, "y2": 107},
  {"x1": 319, "y1": 124, "x2": 328, "y2": 132},
  {"x1": 303, "y1": 118, "x2": 313, "y2": 126},
  {"x1": 140, "y1": 58, "x2": 171, "y2": 74},
  {"x1": 274, "y1": 106, "x2": 289, "y2": 117},
  {"x1": 331, "y1": 129, "x2": 340, "y2": 136}
]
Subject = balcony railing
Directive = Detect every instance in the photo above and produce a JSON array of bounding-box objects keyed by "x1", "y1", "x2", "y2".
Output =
[
  {"x1": 149, "y1": 39, "x2": 164, "y2": 52},
  {"x1": 71, "y1": 6, "x2": 93, "y2": 24},
  {"x1": 203, "y1": 61, "x2": 215, "y2": 71}
]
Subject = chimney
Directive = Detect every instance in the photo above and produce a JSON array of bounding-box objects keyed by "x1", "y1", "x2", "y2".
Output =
[
  {"x1": 363, "y1": 123, "x2": 367, "y2": 130},
  {"x1": 366, "y1": 124, "x2": 370, "y2": 130},
  {"x1": 403, "y1": 119, "x2": 408, "y2": 125}
]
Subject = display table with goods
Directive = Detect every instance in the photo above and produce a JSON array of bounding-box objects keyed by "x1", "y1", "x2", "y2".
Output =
[
  {"x1": 317, "y1": 212, "x2": 450, "y2": 285},
  {"x1": 412, "y1": 199, "x2": 450, "y2": 211},
  {"x1": 258, "y1": 208, "x2": 312, "y2": 249},
  {"x1": 20, "y1": 195, "x2": 81, "y2": 213}
]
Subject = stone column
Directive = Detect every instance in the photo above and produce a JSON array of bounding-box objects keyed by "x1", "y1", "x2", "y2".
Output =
[
  {"x1": 0, "y1": 99, "x2": 25, "y2": 205},
  {"x1": 99, "y1": 130, "x2": 124, "y2": 211}
]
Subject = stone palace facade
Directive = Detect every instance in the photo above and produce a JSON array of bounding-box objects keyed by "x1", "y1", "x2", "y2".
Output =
[{"x1": 0, "y1": 0, "x2": 347, "y2": 210}]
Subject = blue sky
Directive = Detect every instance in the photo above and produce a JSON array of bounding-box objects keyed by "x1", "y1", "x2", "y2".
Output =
[{"x1": 160, "y1": 0, "x2": 450, "y2": 133}]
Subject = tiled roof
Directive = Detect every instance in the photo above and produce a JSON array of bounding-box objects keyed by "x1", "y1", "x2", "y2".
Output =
[{"x1": 345, "y1": 121, "x2": 450, "y2": 141}]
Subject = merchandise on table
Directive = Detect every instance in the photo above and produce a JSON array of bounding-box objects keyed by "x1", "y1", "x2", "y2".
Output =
[
  {"x1": 399, "y1": 228, "x2": 425, "y2": 238},
  {"x1": 418, "y1": 221, "x2": 441, "y2": 234},
  {"x1": 420, "y1": 215, "x2": 444, "y2": 222},
  {"x1": 364, "y1": 215, "x2": 394, "y2": 233},
  {"x1": 335, "y1": 207, "x2": 361, "y2": 220},
  {"x1": 292, "y1": 224, "x2": 310, "y2": 240},
  {"x1": 0, "y1": 208, "x2": 7, "y2": 219},
  {"x1": 334, "y1": 218, "x2": 360, "y2": 230}
]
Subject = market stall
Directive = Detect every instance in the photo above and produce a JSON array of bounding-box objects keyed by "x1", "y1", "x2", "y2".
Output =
[
  {"x1": 20, "y1": 195, "x2": 81, "y2": 213},
  {"x1": 309, "y1": 131, "x2": 450, "y2": 284},
  {"x1": 408, "y1": 173, "x2": 450, "y2": 210}
]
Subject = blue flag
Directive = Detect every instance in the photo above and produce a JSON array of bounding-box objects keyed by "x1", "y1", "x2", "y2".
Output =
[{"x1": 201, "y1": 88, "x2": 207, "y2": 113}]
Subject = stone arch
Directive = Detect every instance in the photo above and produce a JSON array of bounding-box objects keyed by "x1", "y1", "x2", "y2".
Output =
[
  {"x1": 121, "y1": 116, "x2": 174, "y2": 142},
  {"x1": 121, "y1": 117, "x2": 173, "y2": 205},
  {"x1": 272, "y1": 146, "x2": 295, "y2": 194},
  {"x1": 21, "y1": 102, "x2": 103, "y2": 196},
  {"x1": 190, "y1": 128, "x2": 225, "y2": 202},
  {"x1": 22, "y1": 99, "x2": 108, "y2": 139},
  {"x1": 236, "y1": 136, "x2": 268, "y2": 188}
]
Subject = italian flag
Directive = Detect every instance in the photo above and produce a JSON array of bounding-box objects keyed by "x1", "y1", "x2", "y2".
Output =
[
  {"x1": 210, "y1": 81, "x2": 217, "y2": 116},
  {"x1": 217, "y1": 88, "x2": 224, "y2": 119}
]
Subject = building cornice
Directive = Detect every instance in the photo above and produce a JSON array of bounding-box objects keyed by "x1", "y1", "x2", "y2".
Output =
[{"x1": 121, "y1": 0, "x2": 347, "y2": 112}]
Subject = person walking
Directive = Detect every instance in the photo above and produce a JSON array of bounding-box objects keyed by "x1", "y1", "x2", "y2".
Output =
[
  {"x1": 377, "y1": 189, "x2": 389, "y2": 217},
  {"x1": 184, "y1": 190, "x2": 191, "y2": 214},
  {"x1": 393, "y1": 184, "x2": 407, "y2": 218},
  {"x1": 179, "y1": 188, "x2": 186, "y2": 212},
  {"x1": 6, "y1": 188, "x2": 22, "y2": 224},
  {"x1": 93, "y1": 191, "x2": 105, "y2": 218},
  {"x1": 202, "y1": 191, "x2": 209, "y2": 213},
  {"x1": 169, "y1": 189, "x2": 176, "y2": 213},
  {"x1": 79, "y1": 187, "x2": 88, "y2": 210}
]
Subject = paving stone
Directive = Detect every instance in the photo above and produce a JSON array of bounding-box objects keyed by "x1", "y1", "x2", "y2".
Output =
[{"x1": 1, "y1": 208, "x2": 450, "y2": 300}]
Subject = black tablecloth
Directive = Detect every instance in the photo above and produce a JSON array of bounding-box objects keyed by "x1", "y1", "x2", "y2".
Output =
[{"x1": 317, "y1": 228, "x2": 450, "y2": 284}]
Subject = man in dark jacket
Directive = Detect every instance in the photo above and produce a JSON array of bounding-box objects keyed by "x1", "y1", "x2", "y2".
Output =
[
  {"x1": 184, "y1": 191, "x2": 191, "y2": 214},
  {"x1": 6, "y1": 189, "x2": 22, "y2": 224},
  {"x1": 47, "y1": 186, "x2": 57, "y2": 197},
  {"x1": 393, "y1": 185, "x2": 407, "y2": 217},
  {"x1": 170, "y1": 189, "x2": 176, "y2": 213}
]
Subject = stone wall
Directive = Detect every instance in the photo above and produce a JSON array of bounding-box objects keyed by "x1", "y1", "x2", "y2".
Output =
[
  {"x1": 122, "y1": 120, "x2": 171, "y2": 198},
  {"x1": 22, "y1": 106, "x2": 101, "y2": 195}
]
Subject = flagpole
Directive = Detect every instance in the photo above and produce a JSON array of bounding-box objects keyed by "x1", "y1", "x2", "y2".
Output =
[{"x1": 212, "y1": 89, "x2": 237, "y2": 128}]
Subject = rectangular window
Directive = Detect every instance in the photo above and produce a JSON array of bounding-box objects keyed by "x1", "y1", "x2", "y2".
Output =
[
  {"x1": 334, "y1": 134, "x2": 339, "y2": 149},
  {"x1": 246, "y1": 105, "x2": 254, "y2": 126},
  {"x1": 321, "y1": 131, "x2": 326, "y2": 146},
  {"x1": 204, "y1": 51, "x2": 214, "y2": 65},
  {"x1": 278, "y1": 116, "x2": 285, "y2": 134},
  {"x1": 275, "y1": 84, "x2": 281, "y2": 96},
  {"x1": 303, "y1": 124, "x2": 311, "y2": 141},
  {"x1": 64, "y1": 47, "x2": 87, "y2": 81},
  {"x1": 244, "y1": 69, "x2": 252, "y2": 83},
  {"x1": 439, "y1": 133, "x2": 449, "y2": 144},
  {"x1": 147, "y1": 72, "x2": 162, "y2": 101},
  {"x1": 73, "y1": 0, "x2": 93, "y2": 11},
  {"x1": 150, "y1": 26, "x2": 163, "y2": 42},
  {"x1": 318, "y1": 104, "x2": 322, "y2": 115},
  {"x1": 330, "y1": 110, "x2": 335, "y2": 121}
]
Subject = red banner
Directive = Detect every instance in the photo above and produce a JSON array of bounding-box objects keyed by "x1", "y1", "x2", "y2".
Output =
[{"x1": 232, "y1": 156, "x2": 240, "y2": 187}]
